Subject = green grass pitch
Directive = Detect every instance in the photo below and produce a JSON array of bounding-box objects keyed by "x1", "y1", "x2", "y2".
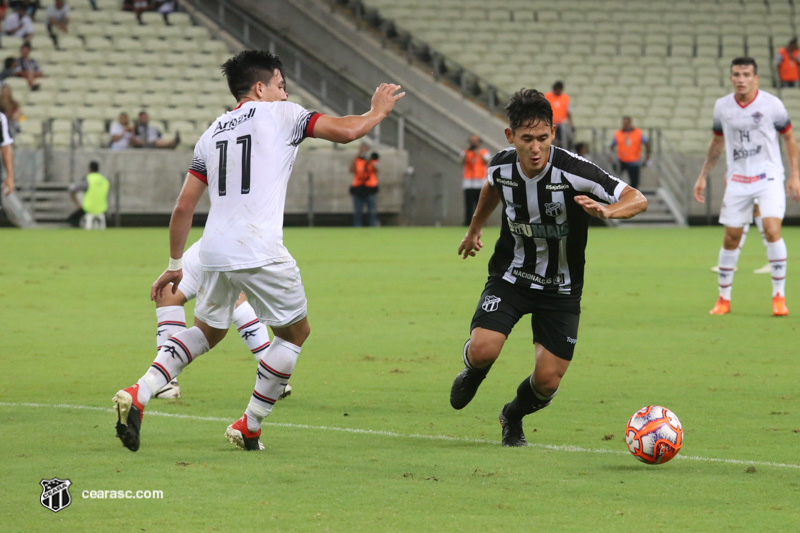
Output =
[{"x1": 2, "y1": 226, "x2": 799, "y2": 532}]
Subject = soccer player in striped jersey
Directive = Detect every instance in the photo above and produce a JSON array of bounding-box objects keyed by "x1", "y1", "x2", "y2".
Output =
[
  {"x1": 450, "y1": 89, "x2": 648, "y2": 447},
  {"x1": 151, "y1": 238, "x2": 290, "y2": 400},
  {"x1": 112, "y1": 50, "x2": 404, "y2": 452},
  {"x1": 693, "y1": 57, "x2": 800, "y2": 316}
]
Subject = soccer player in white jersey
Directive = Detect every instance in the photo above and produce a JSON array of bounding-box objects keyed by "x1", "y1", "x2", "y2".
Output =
[
  {"x1": 112, "y1": 50, "x2": 404, "y2": 452},
  {"x1": 150, "y1": 238, "x2": 291, "y2": 400},
  {"x1": 694, "y1": 57, "x2": 800, "y2": 316},
  {"x1": 451, "y1": 89, "x2": 647, "y2": 446}
]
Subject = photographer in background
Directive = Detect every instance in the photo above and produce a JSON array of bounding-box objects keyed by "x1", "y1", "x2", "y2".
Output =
[
  {"x1": 349, "y1": 143, "x2": 379, "y2": 227},
  {"x1": 461, "y1": 134, "x2": 490, "y2": 226}
]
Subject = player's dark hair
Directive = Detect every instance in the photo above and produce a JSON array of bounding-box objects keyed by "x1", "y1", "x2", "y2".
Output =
[
  {"x1": 730, "y1": 57, "x2": 758, "y2": 75},
  {"x1": 89, "y1": 161, "x2": 100, "y2": 172},
  {"x1": 505, "y1": 89, "x2": 553, "y2": 131},
  {"x1": 222, "y1": 50, "x2": 284, "y2": 101}
]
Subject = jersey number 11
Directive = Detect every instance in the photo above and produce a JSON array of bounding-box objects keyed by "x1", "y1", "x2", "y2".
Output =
[{"x1": 215, "y1": 134, "x2": 252, "y2": 196}]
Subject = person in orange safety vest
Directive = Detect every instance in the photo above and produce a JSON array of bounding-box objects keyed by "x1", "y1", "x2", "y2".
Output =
[
  {"x1": 350, "y1": 142, "x2": 379, "y2": 227},
  {"x1": 610, "y1": 116, "x2": 651, "y2": 190},
  {"x1": 776, "y1": 38, "x2": 799, "y2": 88},
  {"x1": 462, "y1": 134, "x2": 490, "y2": 226}
]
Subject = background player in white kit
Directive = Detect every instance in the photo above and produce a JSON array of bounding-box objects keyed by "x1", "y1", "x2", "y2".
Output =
[
  {"x1": 112, "y1": 50, "x2": 404, "y2": 452},
  {"x1": 694, "y1": 57, "x2": 800, "y2": 316}
]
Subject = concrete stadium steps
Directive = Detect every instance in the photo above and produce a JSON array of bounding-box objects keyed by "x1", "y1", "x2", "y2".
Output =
[{"x1": 16, "y1": 183, "x2": 75, "y2": 225}]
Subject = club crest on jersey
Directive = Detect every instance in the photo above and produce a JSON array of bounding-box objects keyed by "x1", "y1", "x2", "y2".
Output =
[
  {"x1": 545, "y1": 202, "x2": 564, "y2": 217},
  {"x1": 752, "y1": 111, "x2": 763, "y2": 124},
  {"x1": 212, "y1": 108, "x2": 256, "y2": 137},
  {"x1": 482, "y1": 295, "x2": 501, "y2": 312},
  {"x1": 40, "y1": 478, "x2": 72, "y2": 513}
]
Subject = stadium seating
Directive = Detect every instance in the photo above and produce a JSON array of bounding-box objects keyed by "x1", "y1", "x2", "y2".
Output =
[
  {"x1": 361, "y1": 0, "x2": 799, "y2": 152},
  {"x1": 12, "y1": 2, "x2": 332, "y2": 150}
]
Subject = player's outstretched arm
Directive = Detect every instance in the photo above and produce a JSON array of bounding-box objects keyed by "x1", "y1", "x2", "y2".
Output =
[
  {"x1": 694, "y1": 134, "x2": 724, "y2": 203},
  {"x1": 780, "y1": 127, "x2": 800, "y2": 201},
  {"x1": 151, "y1": 173, "x2": 207, "y2": 301},
  {"x1": 459, "y1": 183, "x2": 501, "y2": 259},
  {"x1": 574, "y1": 186, "x2": 647, "y2": 220},
  {"x1": 313, "y1": 83, "x2": 405, "y2": 144}
]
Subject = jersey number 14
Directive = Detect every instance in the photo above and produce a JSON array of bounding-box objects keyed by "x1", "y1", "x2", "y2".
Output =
[{"x1": 215, "y1": 134, "x2": 252, "y2": 196}]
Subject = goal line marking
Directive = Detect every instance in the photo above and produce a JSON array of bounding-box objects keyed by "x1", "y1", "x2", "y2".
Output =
[{"x1": 2, "y1": 401, "x2": 797, "y2": 470}]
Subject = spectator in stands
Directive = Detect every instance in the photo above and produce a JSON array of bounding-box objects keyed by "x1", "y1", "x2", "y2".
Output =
[
  {"x1": 88, "y1": 0, "x2": 98, "y2": 10},
  {"x1": 349, "y1": 143, "x2": 379, "y2": 227},
  {"x1": 46, "y1": 0, "x2": 69, "y2": 49},
  {"x1": 544, "y1": 81, "x2": 574, "y2": 149},
  {"x1": 109, "y1": 112, "x2": 134, "y2": 150},
  {"x1": 2, "y1": 3, "x2": 34, "y2": 45},
  {"x1": 23, "y1": 0, "x2": 42, "y2": 20},
  {"x1": 0, "y1": 57, "x2": 17, "y2": 83},
  {"x1": 0, "y1": 84, "x2": 23, "y2": 135},
  {"x1": 68, "y1": 161, "x2": 109, "y2": 228},
  {"x1": 14, "y1": 43, "x2": 43, "y2": 90},
  {"x1": 122, "y1": 0, "x2": 150, "y2": 25},
  {"x1": 610, "y1": 116, "x2": 650, "y2": 190},
  {"x1": 155, "y1": 0, "x2": 175, "y2": 25},
  {"x1": 574, "y1": 142, "x2": 589, "y2": 158},
  {"x1": 775, "y1": 37, "x2": 799, "y2": 88},
  {"x1": 130, "y1": 110, "x2": 179, "y2": 148},
  {"x1": 461, "y1": 134, "x2": 490, "y2": 226},
  {"x1": 0, "y1": 1, "x2": 8, "y2": 21}
]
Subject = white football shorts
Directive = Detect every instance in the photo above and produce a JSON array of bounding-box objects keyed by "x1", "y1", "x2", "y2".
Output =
[
  {"x1": 175, "y1": 243, "x2": 202, "y2": 301},
  {"x1": 194, "y1": 260, "x2": 308, "y2": 329},
  {"x1": 719, "y1": 178, "x2": 786, "y2": 227}
]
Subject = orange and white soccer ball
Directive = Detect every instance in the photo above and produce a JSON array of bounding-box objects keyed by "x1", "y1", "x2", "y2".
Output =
[{"x1": 625, "y1": 406, "x2": 683, "y2": 464}]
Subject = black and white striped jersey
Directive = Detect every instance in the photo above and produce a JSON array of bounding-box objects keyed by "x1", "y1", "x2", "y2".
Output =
[{"x1": 486, "y1": 146, "x2": 627, "y2": 297}]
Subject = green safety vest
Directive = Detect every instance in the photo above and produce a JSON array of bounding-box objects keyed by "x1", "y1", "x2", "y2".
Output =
[{"x1": 82, "y1": 172, "x2": 109, "y2": 215}]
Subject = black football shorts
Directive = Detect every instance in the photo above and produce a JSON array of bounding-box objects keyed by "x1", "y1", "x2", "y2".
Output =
[{"x1": 470, "y1": 277, "x2": 581, "y2": 360}]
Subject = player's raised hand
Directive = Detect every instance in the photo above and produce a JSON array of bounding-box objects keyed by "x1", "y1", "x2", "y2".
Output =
[
  {"x1": 574, "y1": 195, "x2": 610, "y2": 220},
  {"x1": 151, "y1": 269, "x2": 182, "y2": 301},
  {"x1": 458, "y1": 230, "x2": 483, "y2": 259},
  {"x1": 371, "y1": 83, "x2": 405, "y2": 116},
  {"x1": 693, "y1": 176, "x2": 706, "y2": 204}
]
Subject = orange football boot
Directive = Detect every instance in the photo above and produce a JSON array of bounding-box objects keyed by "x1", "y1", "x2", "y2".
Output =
[
  {"x1": 773, "y1": 294, "x2": 789, "y2": 316},
  {"x1": 709, "y1": 297, "x2": 731, "y2": 315}
]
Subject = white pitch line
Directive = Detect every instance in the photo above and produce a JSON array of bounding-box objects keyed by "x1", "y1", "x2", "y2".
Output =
[{"x1": 2, "y1": 401, "x2": 798, "y2": 470}]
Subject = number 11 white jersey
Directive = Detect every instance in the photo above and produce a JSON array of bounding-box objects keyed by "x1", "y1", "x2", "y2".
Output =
[{"x1": 188, "y1": 100, "x2": 320, "y2": 271}]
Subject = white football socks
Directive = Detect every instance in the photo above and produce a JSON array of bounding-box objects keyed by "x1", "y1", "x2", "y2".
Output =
[
  {"x1": 245, "y1": 337, "x2": 300, "y2": 432},
  {"x1": 718, "y1": 247, "x2": 740, "y2": 300},
  {"x1": 754, "y1": 215, "x2": 767, "y2": 247},
  {"x1": 737, "y1": 224, "x2": 750, "y2": 250},
  {"x1": 767, "y1": 238, "x2": 787, "y2": 297},
  {"x1": 156, "y1": 305, "x2": 186, "y2": 351},
  {"x1": 232, "y1": 301, "x2": 271, "y2": 362},
  {"x1": 139, "y1": 327, "x2": 210, "y2": 406}
]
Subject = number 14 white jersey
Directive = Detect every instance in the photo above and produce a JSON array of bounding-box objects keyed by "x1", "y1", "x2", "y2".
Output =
[
  {"x1": 712, "y1": 90, "x2": 791, "y2": 183},
  {"x1": 188, "y1": 101, "x2": 320, "y2": 271}
]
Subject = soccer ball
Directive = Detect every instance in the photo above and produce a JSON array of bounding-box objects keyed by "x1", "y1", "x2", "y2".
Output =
[{"x1": 625, "y1": 405, "x2": 683, "y2": 464}]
